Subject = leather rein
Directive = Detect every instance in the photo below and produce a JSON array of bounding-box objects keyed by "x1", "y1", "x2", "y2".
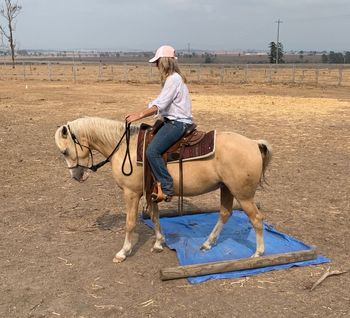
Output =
[{"x1": 66, "y1": 121, "x2": 133, "y2": 176}]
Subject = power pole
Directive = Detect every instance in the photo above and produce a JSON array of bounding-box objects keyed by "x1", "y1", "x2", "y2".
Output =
[{"x1": 275, "y1": 19, "x2": 282, "y2": 64}]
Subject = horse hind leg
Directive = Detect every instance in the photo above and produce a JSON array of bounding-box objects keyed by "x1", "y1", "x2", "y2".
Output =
[
  {"x1": 238, "y1": 199, "x2": 264, "y2": 257},
  {"x1": 201, "y1": 185, "x2": 233, "y2": 251},
  {"x1": 150, "y1": 202, "x2": 165, "y2": 253}
]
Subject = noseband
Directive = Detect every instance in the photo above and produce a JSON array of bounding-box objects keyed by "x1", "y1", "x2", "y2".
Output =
[
  {"x1": 66, "y1": 122, "x2": 133, "y2": 175},
  {"x1": 67, "y1": 125, "x2": 95, "y2": 171}
]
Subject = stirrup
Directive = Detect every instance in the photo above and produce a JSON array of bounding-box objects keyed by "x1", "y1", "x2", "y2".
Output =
[
  {"x1": 151, "y1": 192, "x2": 172, "y2": 203},
  {"x1": 151, "y1": 182, "x2": 172, "y2": 203}
]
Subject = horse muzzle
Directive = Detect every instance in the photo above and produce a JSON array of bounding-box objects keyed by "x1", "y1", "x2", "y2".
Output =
[{"x1": 70, "y1": 166, "x2": 90, "y2": 183}]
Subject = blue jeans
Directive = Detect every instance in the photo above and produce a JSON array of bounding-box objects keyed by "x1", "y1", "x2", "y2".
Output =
[{"x1": 146, "y1": 120, "x2": 188, "y2": 196}]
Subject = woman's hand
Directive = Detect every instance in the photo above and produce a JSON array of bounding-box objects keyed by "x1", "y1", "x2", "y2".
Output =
[
  {"x1": 125, "y1": 106, "x2": 158, "y2": 124},
  {"x1": 125, "y1": 112, "x2": 141, "y2": 124}
]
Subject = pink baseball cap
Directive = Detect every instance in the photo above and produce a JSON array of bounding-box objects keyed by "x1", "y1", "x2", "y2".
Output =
[{"x1": 149, "y1": 45, "x2": 177, "y2": 63}]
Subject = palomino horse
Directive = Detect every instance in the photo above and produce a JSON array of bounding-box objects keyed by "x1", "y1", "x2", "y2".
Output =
[{"x1": 55, "y1": 117, "x2": 272, "y2": 263}]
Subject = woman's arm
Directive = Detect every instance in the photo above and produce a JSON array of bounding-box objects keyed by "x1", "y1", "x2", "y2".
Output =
[{"x1": 125, "y1": 105, "x2": 158, "y2": 124}]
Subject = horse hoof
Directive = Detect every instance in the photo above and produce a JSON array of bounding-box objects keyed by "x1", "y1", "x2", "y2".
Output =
[
  {"x1": 113, "y1": 254, "x2": 126, "y2": 263},
  {"x1": 200, "y1": 243, "x2": 211, "y2": 251},
  {"x1": 151, "y1": 246, "x2": 163, "y2": 253},
  {"x1": 251, "y1": 251, "x2": 263, "y2": 258}
]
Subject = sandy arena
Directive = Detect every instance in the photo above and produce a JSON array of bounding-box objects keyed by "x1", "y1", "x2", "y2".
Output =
[{"x1": 1, "y1": 80, "x2": 349, "y2": 317}]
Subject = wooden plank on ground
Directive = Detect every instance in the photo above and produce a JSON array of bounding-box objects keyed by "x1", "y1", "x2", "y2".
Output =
[{"x1": 160, "y1": 249, "x2": 317, "y2": 281}]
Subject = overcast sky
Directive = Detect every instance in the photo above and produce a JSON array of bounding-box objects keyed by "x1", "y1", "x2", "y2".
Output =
[{"x1": 9, "y1": 0, "x2": 350, "y2": 52}]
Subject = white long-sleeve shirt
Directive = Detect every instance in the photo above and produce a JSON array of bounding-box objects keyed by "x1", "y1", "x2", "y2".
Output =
[{"x1": 148, "y1": 72, "x2": 193, "y2": 124}]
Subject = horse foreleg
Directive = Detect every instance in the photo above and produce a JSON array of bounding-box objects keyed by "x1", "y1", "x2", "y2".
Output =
[
  {"x1": 113, "y1": 190, "x2": 141, "y2": 263},
  {"x1": 239, "y1": 199, "x2": 264, "y2": 257},
  {"x1": 150, "y1": 202, "x2": 165, "y2": 253},
  {"x1": 201, "y1": 185, "x2": 233, "y2": 251}
]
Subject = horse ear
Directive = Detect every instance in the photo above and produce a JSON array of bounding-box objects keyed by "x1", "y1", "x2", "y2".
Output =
[{"x1": 61, "y1": 126, "x2": 68, "y2": 139}]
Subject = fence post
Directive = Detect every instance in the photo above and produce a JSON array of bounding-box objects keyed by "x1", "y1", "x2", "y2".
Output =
[
  {"x1": 315, "y1": 64, "x2": 319, "y2": 86},
  {"x1": 244, "y1": 64, "x2": 249, "y2": 83},
  {"x1": 220, "y1": 65, "x2": 224, "y2": 84},
  {"x1": 269, "y1": 64, "x2": 272, "y2": 83},
  {"x1": 338, "y1": 67, "x2": 343, "y2": 86},
  {"x1": 124, "y1": 64, "x2": 128, "y2": 82},
  {"x1": 72, "y1": 62, "x2": 76, "y2": 83},
  {"x1": 301, "y1": 69, "x2": 305, "y2": 84},
  {"x1": 292, "y1": 64, "x2": 295, "y2": 83},
  {"x1": 197, "y1": 64, "x2": 201, "y2": 83},
  {"x1": 149, "y1": 64, "x2": 152, "y2": 82},
  {"x1": 48, "y1": 62, "x2": 52, "y2": 81},
  {"x1": 98, "y1": 62, "x2": 102, "y2": 81},
  {"x1": 22, "y1": 62, "x2": 26, "y2": 80},
  {"x1": 111, "y1": 65, "x2": 114, "y2": 81}
]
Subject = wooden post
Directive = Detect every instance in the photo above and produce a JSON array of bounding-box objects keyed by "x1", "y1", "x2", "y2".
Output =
[
  {"x1": 98, "y1": 62, "x2": 102, "y2": 81},
  {"x1": 197, "y1": 64, "x2": 201, "y2": 83},
  {"x1": 244, "y1": 64, "x2": 249, "y2": 83},
  {"x1": 301, "y1": 69, "x2": 305, "y2": 84},
  {"x1": 22, "y1": 62, "x2": 26, "y2": 80},
  {"x1": 124, "y1": 64, "x2": 128, "y2": 82},
  {"x1": 338, "y1": 67, "x2": 343, "y2": 86},
  {"x1": 315, "y1": 65, "x2": 319, "y2": 86},
  {"x1": 111, "y1": 65, "x2": 114, "y2": 81},
  {"x1": 160, "y1": 249, "x2": 317, "y2": 281},
  {"x1": 149, "y1": 63, "x2": 152, "y2": 82},
  {"x1": 143, "y1": 208, "x2": 220, "y2": 219},
  {"x1": 72, "y1": 62, "x2": 76, "y2": 83},
  {"x1": 292, "y1": 64, "x2": 295, "y2": 83},
  {"x1": 269, "y1": 64, "x2": 272, "y2": 83},
  {"x1": 48, "y1": 62, "x2": 52, "y2": 81},
  {"x1": 220, "y1": 65, "x2": 224, "y2": 84}
]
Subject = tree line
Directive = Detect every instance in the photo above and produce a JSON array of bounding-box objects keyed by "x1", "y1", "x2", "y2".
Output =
[
  {"x1": 321, "y1": 51, "x2": 350, "y2": 64},
  {"x1": 269, "y1": 41, "x2": 350, "y2": 64}
]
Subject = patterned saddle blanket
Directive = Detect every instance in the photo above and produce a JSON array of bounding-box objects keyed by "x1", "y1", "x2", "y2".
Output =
[{"x1": 136, "y1": 122, "x2": 216, "y2": 164}]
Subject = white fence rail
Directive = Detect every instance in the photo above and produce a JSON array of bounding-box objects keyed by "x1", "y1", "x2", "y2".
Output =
[{"x1": 1, "y1": 61, "x2": 349, "y2": 86}]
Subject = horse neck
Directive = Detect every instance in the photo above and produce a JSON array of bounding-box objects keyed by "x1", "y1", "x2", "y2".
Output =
[
  {"x1": 72, "y1": 118, "x2": 137, "y2": 158},
  {"x1": 89, "y1": 138, "x2": 115, "y2": 159},
  {"x1": 87, "y1": 124, "x2": 125, "y2": 159}
]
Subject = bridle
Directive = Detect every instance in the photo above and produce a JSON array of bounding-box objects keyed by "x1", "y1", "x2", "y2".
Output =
[{"x1": 66, "y1": 121, "x2": 133, "y2": 176}]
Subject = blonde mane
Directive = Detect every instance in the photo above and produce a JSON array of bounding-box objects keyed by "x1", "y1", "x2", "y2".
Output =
[{"x1": 67, "y1": 117, "x2": 140, "y2": 148}]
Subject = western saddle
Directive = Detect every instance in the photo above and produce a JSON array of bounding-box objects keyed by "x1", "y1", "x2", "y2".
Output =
[{"x1": 137, "y1": 120, "x2": 215, "y2": 214}]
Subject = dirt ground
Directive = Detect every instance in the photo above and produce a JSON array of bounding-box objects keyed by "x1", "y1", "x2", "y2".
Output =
[{"x1": 1, "y1": 80, "x2": 349, "y2": 318}]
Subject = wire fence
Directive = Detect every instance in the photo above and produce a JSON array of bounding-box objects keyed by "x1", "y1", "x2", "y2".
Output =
[{"x1": 1, "y1": 61, "x2": 349, "y2": 86}]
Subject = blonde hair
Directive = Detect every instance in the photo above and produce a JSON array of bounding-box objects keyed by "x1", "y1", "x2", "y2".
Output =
[{"x1": 157, "y1": 57, "x2": 187, "y2": 86}]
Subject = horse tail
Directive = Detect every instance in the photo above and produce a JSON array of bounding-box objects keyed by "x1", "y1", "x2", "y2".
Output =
[{"x1": 256, "y1": 139, "x2": 272, "y2": 186}]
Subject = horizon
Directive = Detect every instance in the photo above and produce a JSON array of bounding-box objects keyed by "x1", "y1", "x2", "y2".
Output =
[{"x1": 9, "y1": 47, "x2": 337, "y2": 54}]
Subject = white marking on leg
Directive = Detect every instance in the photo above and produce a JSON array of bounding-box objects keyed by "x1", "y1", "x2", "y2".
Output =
[
  {"x1": 201, "y1": 219, "x2": 224, "y2": 251},
  {"x1": 152, "y1": 230, "x2": 165, "y2": 252},
  {"x1": 252, "y1": 227, "x2": 264, "y2": 257},
  {"x1": 113, "y1": 232, "x2": 139, "y2": 263}
]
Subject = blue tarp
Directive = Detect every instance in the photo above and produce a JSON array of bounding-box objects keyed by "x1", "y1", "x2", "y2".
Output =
[{"x1": 143, "y1": 210, "x2": 330, "y2": 284}]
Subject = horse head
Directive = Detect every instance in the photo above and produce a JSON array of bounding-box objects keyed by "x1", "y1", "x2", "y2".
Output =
[{"x1": 55, "y1": 124, "x2": 91, "y2": 182}]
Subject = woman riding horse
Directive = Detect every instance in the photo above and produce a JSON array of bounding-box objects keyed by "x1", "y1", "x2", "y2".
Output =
[
  {"x1": 125, "y1": 45, "x2": 193, "y2": 203},
  {"x1": 55, "y1": 46, "x2": 272, "y2": 263}
]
